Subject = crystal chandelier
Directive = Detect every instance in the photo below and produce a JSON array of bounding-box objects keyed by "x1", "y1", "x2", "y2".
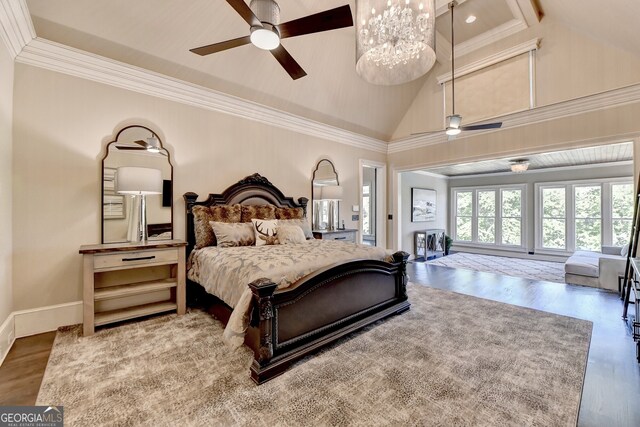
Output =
[{"x1": 356, "y1": 0, "x2": 436, "y2": 85}]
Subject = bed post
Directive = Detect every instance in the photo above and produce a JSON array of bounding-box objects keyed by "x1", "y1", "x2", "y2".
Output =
[
  {"x1": 392, "y1": 251, "x2": 410, "y2": 300},
  {"x1": 297, "y1": 197, "x2": 309, "y2": 218},
  {"x1": 248, "y1": 277, "x2": 278, "y2": 382}
]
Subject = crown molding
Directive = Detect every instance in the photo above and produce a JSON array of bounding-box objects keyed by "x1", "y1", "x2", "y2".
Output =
[
  {"x1": 15, "y1": 37, "x2": 388, "y2": 154},
  {"x1": 389, "y1": 83, "x2": 640, "y2": 154},
  {"x1": 437, "y1": 38, "x2": 540, "y2": 83},
  {"x1": 0, "y1": 0, "x2": 34, "y2": 59},
  {"x1": 455, "y1": 18, "x2": 528, "y2": 58}
]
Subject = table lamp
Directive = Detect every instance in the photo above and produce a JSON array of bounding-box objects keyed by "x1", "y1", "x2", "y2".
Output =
[{"x1": 116, "y1": 167, "x2": 162, "y2": 242}]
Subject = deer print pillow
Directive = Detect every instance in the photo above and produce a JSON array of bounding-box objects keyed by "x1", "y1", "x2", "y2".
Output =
[{"x1": 252, "y1": 219, "x2": 279, "y2": 246}]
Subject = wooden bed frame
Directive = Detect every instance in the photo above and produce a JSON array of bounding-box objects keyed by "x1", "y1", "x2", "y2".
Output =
[{"x1": 184, "y1": 173, "x2": 410, "y2": 384}]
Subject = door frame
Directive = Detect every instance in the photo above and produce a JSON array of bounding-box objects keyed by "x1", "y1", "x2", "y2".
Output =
[{"x1": 359, "y1": 159, "x2": 387, "y2": 248}]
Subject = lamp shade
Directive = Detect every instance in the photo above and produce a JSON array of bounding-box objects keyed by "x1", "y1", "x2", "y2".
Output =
[
  {"x1": 116, "y1": 167, "x2": 162, "y2": 195},
  {"x1": 320, "y1": 185, "x2": 343, "y2": 201}
]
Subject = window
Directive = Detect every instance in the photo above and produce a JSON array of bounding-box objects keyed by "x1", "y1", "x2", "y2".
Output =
[
  {"x1": 477, "y1": 191, "x2": 496, "y2": 244},
  {"x1": 612, "y1": 183, "x2": 633, "y2": 246},
  {"x1": 536, "y1": 179, "x2": 633, "y2": 252},
  {"x1": 455, "y1": 191, "x2": 473, "y2": 242},
  {"x1": 574, "y1": 185, "x2": 601, "y2": 251},
  {"x1": 501, "y1": 189, "x2": 522, "y2": 246},
  {"x1": 541, "y1": 187, "x2": 566, "y2": 249},
  {"x1": 452, "y1": 186, "x2": 525, "y2": 248}
]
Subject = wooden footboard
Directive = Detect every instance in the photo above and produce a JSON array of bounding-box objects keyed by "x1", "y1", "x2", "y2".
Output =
[{"x1": 246, "y1": 251, "x2": 410, "y2": 384}]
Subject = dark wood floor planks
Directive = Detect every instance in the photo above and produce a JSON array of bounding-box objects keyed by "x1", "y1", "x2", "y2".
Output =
[
  {"x1": 0, "y1": 264, "x2": 638, "y2": 426},
  {"x1": 0, "y1": 331, "x2": 56, "y2": 406}
]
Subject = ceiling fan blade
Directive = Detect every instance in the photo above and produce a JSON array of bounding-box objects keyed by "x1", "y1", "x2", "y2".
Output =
[
  {"x1": 277, "y1": 5, "x2": 353, "y2": 39},
  {"x1": 226, "y1": 0, "x2": 261, "y2": 27},
  {"x1": 133, "y1": 140, "x2": 148, "y2": 147},
  {"x1": 460, "y1": 122, "x2": 503, "y2": 131},
  {"x1": 270, "y1": 45, "x2": 307, "y2": 80},
  {"x1": 116, "y1": 146, "x2": 146, "y2": 150},
  {"x1": 190, "y1": 36, "x2": 252, "y2": 56}
]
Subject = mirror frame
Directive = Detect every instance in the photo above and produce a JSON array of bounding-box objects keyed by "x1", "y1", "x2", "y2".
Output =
[
  {"x1": 100, "y1": 125, "x2": 174, "y2": 243},
  {"x1": 311, "y1": 159, "x2": 340, "y2": 230}
]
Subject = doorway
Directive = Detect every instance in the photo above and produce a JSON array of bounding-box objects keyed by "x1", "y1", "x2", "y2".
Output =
[
  {"x1": 362, "y1": 166, "x2": 377, "y2": 246},
  {"x1": 359, "y1": 160, "x2": 386, "y2": 248}
]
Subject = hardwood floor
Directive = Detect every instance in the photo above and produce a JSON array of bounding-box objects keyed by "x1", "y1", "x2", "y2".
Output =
[
  {"x1": 0, "y1": 265, "x2": 638, "y2": 426},
  {"x1": 0, "y1": 331, "x2": 56, "y2": 406},
  {"x1": 408, "y1": 262, "x2": 640, "y2": 427}
]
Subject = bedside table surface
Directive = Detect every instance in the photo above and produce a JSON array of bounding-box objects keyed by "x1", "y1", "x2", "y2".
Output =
[{"x1": 79, "y1": 239, "x2": 187, "y2": 254}]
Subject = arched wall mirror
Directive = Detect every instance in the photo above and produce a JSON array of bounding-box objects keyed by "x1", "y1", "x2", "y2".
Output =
[
  {"x1": 311, "y1": 159, "x2": 342, "y2": 230},
  {"x1": 101, "y1": 125, "x2": 173, "y2": 243}
]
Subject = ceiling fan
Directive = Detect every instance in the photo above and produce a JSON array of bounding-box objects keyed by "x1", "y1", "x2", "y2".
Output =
[
  {"x1": 413, "y1": 1, "x2": 502, "y2": 139},
  {"x1": 189, "y1": 0, "x2": 354, "y2": 80},
  {"x1": 115, "y1": 138, "x2": 166, "y2": 156}
]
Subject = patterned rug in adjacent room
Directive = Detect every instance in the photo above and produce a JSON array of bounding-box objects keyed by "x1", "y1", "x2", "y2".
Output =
[
  {"x1": 427, "y1": 252, "x2": 566, "y2": 283},
  {"x1": 37, "y1": 284, "x2": 591, "y2": 426}
]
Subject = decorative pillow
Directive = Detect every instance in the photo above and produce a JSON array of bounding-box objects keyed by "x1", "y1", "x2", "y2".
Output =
[
  {"x1": 277, "y1": 224, "x2": 307, "y2": 244},
  {"x1": 252, "y1": 219, "x2": 279, "y2": 246},
  {"x1": 241, "y1": 204, "x2": 276, "y2": 223},
  {"x1": 278, "y1": 218, "x2": 313, "y2": 240},
  {"x1": 192, "y1": 204, "x2": 241, "y2": 248},
  {"x1": 275, "y1": 207, "x2": 304, "y2": 220},
  {"x1": 621, "y1": 243, "x2": 630, "y2": 257},
  {"x1": 210, "y1": 221, "x2": 255, "y2": 248}
]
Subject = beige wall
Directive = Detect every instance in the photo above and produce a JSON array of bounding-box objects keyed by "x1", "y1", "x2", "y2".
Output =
[
  {"x1": 392, "y1": 19, "x2": 640, "y2": 140},
  {"x1": 0, "y1": 42, "x2": 13, "y2": 326},
  {"x1": 11, "y1": 63, "x2": 385, "y2": 311},
  {"x1": 399, "y1": 172, "x2": 448, "y2": 259}
]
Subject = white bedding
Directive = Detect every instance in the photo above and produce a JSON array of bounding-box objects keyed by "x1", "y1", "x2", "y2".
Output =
[{"x1": 187, "y1": 240, "x2": 390, "y2": 347}]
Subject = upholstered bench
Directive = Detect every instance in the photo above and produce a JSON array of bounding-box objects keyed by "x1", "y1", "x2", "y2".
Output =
[{"x1": 564, "y1": 245, "x2": 627, "y2": 291}]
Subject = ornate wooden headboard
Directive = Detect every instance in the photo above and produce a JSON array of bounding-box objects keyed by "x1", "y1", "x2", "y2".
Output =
[{"x1": 183, "y1": 173, "x2": 308, "y2": 256}]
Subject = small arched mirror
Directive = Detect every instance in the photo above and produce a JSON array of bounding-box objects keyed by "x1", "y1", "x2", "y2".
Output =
[
  {"x1": 312, "y1": 159, "x2": 341, "y2": 230},
  {"x1": 101, "y1": 125, "x2": 173, "y2": 243}
]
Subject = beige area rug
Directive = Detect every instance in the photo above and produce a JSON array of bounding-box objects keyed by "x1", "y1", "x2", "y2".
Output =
[
  {"x1": 37, "y1": 284, "x2": 592, "y2": 426},
  {"x1": 427, "y1": 252, "x2": 567, "y2": 283}
]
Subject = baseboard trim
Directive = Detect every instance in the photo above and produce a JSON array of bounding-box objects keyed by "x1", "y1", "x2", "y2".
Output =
[
  {"x1": 13, "y1": 301, "x2": 82, "y2": 338},
  {"x1": 0, "y1": 313, "x2": 16, "y2": 367}
]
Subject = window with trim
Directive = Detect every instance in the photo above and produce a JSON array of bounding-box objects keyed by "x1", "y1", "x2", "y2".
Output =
[
  {"x1": 452, "y1": 186, "x2": 525, "y2": 248},
  {"x1": 536, "y1": 179, "x2": 633, "y2": 252}
]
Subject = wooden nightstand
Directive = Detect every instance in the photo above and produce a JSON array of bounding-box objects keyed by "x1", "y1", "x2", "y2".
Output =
[
  {"x1": 79, "y1": 240, "x2": 187, "y2": 336},
  {"x1": 312, "y1": 229, "x2": 358, "y2": 243}
]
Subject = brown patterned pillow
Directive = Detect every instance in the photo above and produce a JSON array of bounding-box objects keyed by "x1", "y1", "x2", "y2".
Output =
[
  {"x1": 241, "y1": 204, "x2": 276, "y2": 223},
  {"x1": 192, "y1": 204, "x2": 241, "y2": 248},
  {"x1": 275, "y1": 207, "x2": 304, "y2": 220},
  {"x1": 210, "y1": 221, "x2": 255, "y2": 247}
]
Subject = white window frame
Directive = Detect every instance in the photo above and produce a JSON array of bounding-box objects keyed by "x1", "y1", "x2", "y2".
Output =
[
  {"x1": 450, "y1": 184, "x2": 527, "y2": 251},
  {"x1": 534, "y1": 177, "x2": 632, "y2": 255}
]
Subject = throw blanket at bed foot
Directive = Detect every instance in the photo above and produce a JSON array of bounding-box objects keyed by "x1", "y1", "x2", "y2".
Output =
[{"x1": 188, "y1": 240, "x2": 391, "y2": 347}]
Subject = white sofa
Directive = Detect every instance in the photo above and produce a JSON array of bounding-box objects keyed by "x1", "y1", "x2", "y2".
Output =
[{"x1": 564, "y1": 245, "x2": 627, "y2": 291}]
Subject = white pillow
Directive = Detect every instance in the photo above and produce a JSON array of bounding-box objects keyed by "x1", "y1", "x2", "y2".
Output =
[
  {"x1": 621, "y1": 243, "x2": 630, "y2": 257},
  {"x1": 252, "y1": 219, "x2": 279, "y2": 246},
  {"x1": 278, "y1": 218, "x2": 313, "y2": 239},
  {"x1": 277, "y1": 224, "x2": 306, "y2": 244}
]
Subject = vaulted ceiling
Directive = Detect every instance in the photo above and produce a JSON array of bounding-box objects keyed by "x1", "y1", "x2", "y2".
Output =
[{"x1": 23, "y1": 0, "x2": 640, "y2": 142}]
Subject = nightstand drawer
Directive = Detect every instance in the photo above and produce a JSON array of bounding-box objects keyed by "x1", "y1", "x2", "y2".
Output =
[
  {"x1": 94, "y1": 248, "x2": 178, "y2": 270},
  {"x1": 324, "y1": 231, "x2": 356, "y2": 242}
]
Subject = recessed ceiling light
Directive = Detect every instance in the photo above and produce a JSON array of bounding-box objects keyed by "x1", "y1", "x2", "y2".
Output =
[{"x1": 465, "y1": 15, "x2": 477, "y2": 24}]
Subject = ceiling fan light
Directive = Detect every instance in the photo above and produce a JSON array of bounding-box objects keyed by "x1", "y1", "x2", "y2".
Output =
[
  {"x1": 510, "y1": 160, "x2": 530, "y2": 173},
  {"x1": 445, "y1": 127, "x2": 461, "y2": 136},
  {"x1": 250, "y1": 26, "x2": 280, "y2": 50}
]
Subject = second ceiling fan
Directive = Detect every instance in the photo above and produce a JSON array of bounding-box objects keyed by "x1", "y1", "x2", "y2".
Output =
[
  {"x1": 190, "y1": 0, "x2": 354, "y2": 80},
  {"x1": 413, "y1": 1, "x2": 502, "y2": 139}
]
